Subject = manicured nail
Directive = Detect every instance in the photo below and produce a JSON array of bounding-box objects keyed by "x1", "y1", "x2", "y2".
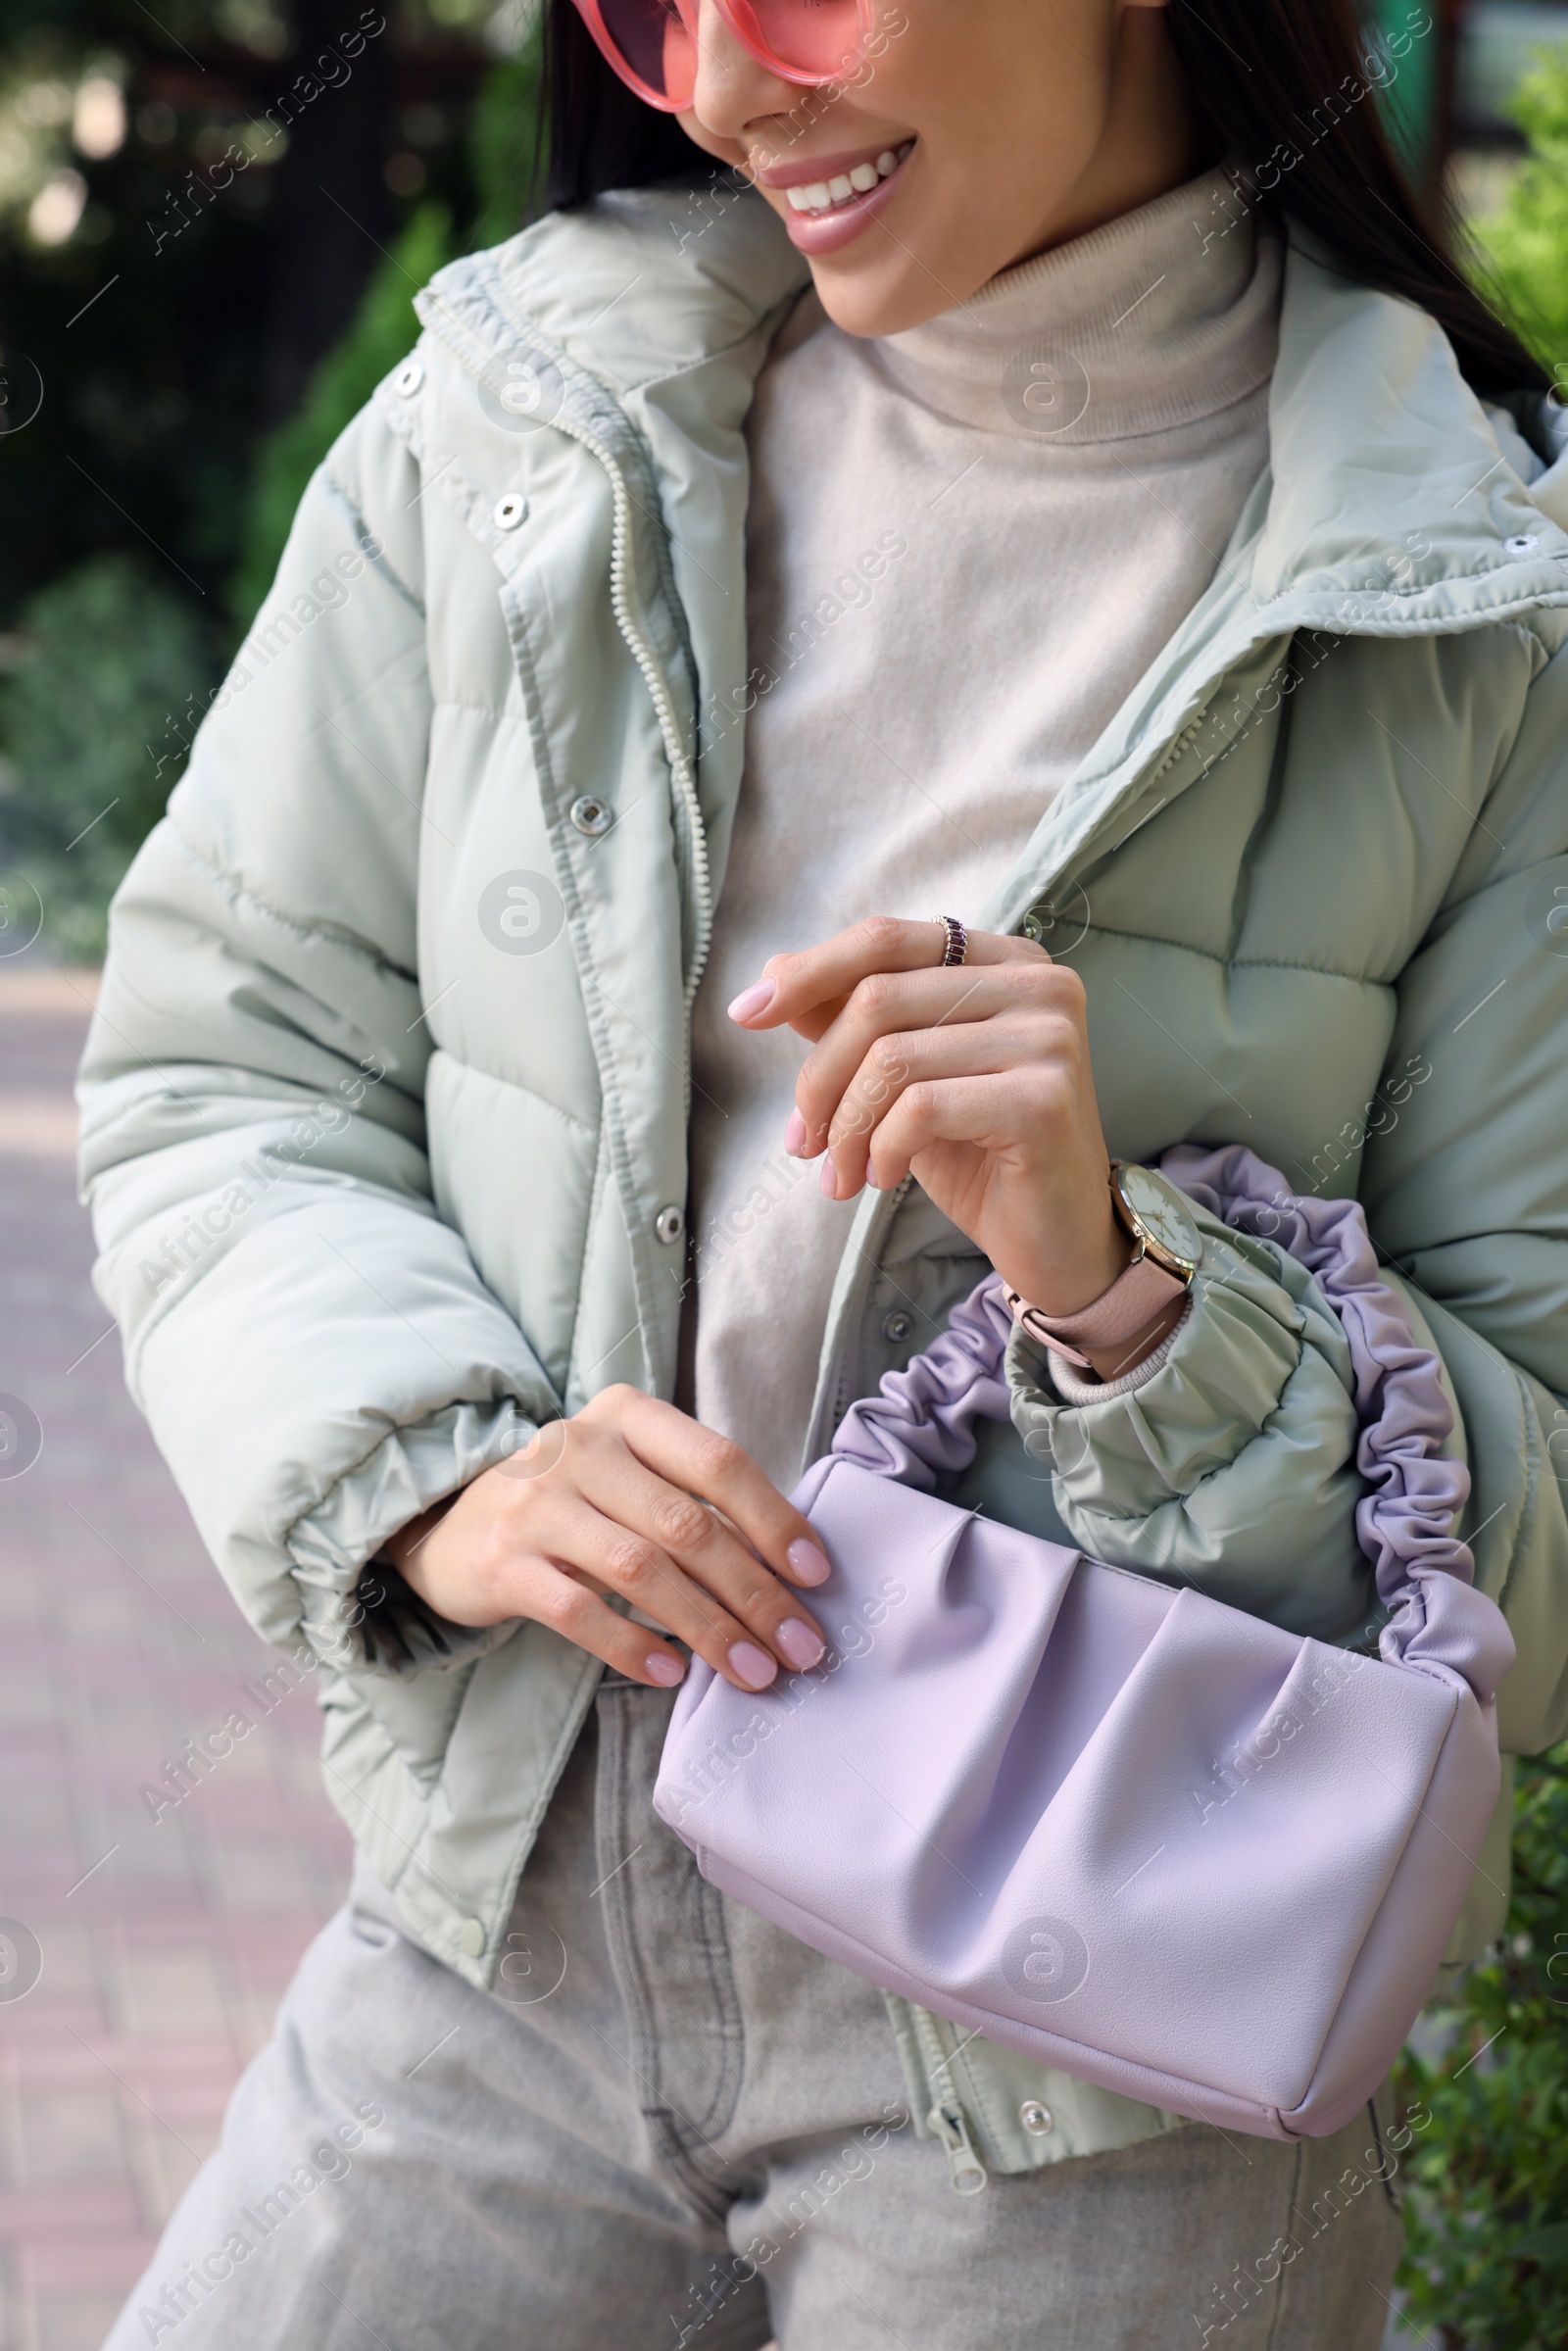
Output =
[
  {"x1": 728, "y1": 1640, "x2": 778, "y2": 1690},
  {"x1": 728, "y1": 979, "x2": 776, "y2": 1023},
  {"x1": 819, "y1": 1159, "x2": 840, "y2": 1200},
  {"x1": 775, "y1": 1618, "x2": 826, "y2": 1672},
  {"x1": 645, "y1": 1651, "x2": 685, "y2": 1688},
  {"x1": 786, "y1": 1537, "x2": 831, "y2": 1587},
  {"x1": 784, "y1": 1107, "x2": 808, "y2": 1156}
]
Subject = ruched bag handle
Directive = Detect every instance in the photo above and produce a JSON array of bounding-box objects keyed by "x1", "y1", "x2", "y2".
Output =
[{"x1": 830, "y1": 1145, "x2": 1513, "y2": 1705}]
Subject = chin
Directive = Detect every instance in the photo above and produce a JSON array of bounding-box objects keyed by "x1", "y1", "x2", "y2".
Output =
[
  {"x1": 808, "y1": 275, "x2": 925, "y2": 339},
  {"x1": 792, "y1": 210, "x2": 952, "y2": 338},
  {"x1": 797, "y1": 192, "x2": 1007, "y2": 338},
  {"x1": 805, "y1": 249, "x2": 964, "y2": 340}
]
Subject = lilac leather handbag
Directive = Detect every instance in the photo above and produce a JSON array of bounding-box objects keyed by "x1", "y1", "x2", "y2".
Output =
[{"x1": 654, "y1": 1147, "x2": 1515, "y2": 2141}]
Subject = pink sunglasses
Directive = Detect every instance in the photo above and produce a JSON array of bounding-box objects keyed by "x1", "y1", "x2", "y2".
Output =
[{"x1": 568, "y1": 0, "x2": 876, "y2": 112}]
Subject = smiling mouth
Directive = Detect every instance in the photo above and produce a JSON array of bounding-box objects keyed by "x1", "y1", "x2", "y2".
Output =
[{"x1": 783, "y1": 142, "x2": 913, "y2": 215}]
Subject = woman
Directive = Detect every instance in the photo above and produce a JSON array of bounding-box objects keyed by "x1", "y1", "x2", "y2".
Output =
[{"x1": 86, "y1": 1, "x2": 1568, "y2": 2343}]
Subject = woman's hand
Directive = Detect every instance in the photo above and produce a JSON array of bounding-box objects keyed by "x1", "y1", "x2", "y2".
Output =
[
  {"x1": 384, "y1": 1388, "x2": 832, "y2": 1693},
  {"x1": 729, "y1": 915, "x2": 1138, "y2": 1345}
]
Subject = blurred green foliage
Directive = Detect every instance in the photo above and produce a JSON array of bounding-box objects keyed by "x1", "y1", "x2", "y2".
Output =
[
  {"x1": 230, "y1": 197, "x2": 457, "y2": 623},
  {"x1": 0, "y1": 551, "x2": 219, "y2": 957},
  {"x1": 1471, "y1": 49, "x2": 1568, "y2": 381},
  {"x1": 0, "y1": 9, "x2": 543, "y2": 955},
  {"x1": 466, "y1": 34, "x2": 542, "y2": 252},
  {"x1": 231, "y1": 31, "x2": 541, "y2": 619},
  {"x1": 1394, "y1": 1743, "x2": 1568, "y2": 2348}
]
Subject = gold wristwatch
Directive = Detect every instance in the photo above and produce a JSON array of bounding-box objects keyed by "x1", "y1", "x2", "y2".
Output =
[{"x1": 1004, "y1": 1161, "x2": 1202, "y2": 1370}]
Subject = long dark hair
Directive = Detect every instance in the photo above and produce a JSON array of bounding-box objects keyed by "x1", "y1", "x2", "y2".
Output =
[{"x1": 537, "y1": 0, "x2": 1545, "y2": 396}]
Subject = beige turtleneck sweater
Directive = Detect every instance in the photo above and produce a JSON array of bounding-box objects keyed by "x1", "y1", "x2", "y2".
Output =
[{"x1": 684, "y1": 169, "x2": 1282, "y2": 1489}]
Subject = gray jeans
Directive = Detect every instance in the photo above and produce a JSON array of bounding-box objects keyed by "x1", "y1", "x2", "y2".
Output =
[{"x1": 104, "y1": 1676, "x2": 1402, "y2": 2350}]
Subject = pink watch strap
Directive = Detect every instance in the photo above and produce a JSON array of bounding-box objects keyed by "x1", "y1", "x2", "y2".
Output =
[{"x1": 1004, "y1": 1251, "x2": 1188, "y2": 1370}]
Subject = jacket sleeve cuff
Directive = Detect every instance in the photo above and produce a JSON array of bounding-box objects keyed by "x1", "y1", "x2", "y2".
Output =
[
  {"x1": 285, "y1": 1398, "x2": 537, "y2": 1679},
  {"x1": 1004, "y1": 1211, "x2": 1375, "y2": 1642},
  {"x1": 1037, "y1": 1295, "x2": 1193, "y2": 1404}
]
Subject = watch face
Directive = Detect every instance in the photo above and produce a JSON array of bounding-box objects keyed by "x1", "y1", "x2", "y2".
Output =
[{"x1": 1115, "y1": 1164, "x2": 1202, "y2": 1273}]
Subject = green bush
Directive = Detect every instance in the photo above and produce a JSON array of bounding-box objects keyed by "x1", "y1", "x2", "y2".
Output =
[
  {"x1": 467, "y1": 37, "x2": 546, "y2": 254},
  {"x1": 1394, "y1": 1742, "x2": 1568, "y2": 2347},
  {"x1": 0, "y1": 27, "x2": 547, "y2": 959},
  {"x1": 229, "y1": 201, "x2": 459, "y2": 628},
  {"x1": 229, "y1": 26, "x2": 545, "y2": 628},
  {"x1": 0, "y1": 553, "x2": 218, "y2": 960},
  {"x1": 1470, "y1": 50, "x2": 1568, "y2": 379}
]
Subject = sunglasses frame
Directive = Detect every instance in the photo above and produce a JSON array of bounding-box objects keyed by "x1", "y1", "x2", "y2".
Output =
[{"x1": 569, "y1": 0, "x2": 878, "y2": 113}]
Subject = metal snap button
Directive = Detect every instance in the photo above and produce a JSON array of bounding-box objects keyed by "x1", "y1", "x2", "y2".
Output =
[
  {"x1": 1019, "y1": 2100, "x2": 1054, "y2": 2136},
  {"x1": 1506, "y1": 532, "x2": 1540, "y2": 557},
  {"x1": 882, "y1": 1309, "x2": 914, "y2": 1344},
  {"x1": 655, "y1": 1204, "x2": 685, "y2": 1246},
  {"x1": 1021, "y1": 910, "x2": 1046, "y2": 945},
  {"x1": 494, "y1": 493, "x2": 528, "y2": 531},
  {"x1": 570, "y1": 795, "x2": 612, "y2": 837},
  {"x1": 395, "y1": 360, "x2": 424, "y2": 397}
]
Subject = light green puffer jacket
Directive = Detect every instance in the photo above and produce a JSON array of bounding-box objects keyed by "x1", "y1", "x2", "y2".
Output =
[{"x1": 78, "y1": 186, "x2": 1568, "y2": 2184}]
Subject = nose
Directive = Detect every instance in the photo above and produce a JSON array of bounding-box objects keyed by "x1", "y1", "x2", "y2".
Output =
[{"x1": 686, "y1": 0, "x2": 798, "y2": 139}]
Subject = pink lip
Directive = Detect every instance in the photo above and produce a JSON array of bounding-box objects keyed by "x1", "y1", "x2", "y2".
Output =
[{"x1": 777, "y1": 146, "x2": 913, "y2": 257}]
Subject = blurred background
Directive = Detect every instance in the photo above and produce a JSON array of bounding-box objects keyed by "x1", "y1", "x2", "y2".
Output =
[
  {"x1": 0, "y1": 1, "x2": 1563, "y2": 2346},
  {"x1": 0, "y1": 0, "x2": 542, "y2": 959}
]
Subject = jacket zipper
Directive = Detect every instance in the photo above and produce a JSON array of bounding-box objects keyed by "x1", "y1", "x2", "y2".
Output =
[
  {"x1": 409, "y1": 287, "x2": 713, "y2": 1003},
  {"x1": 1144, "y1": 699, "x2": 1214, "y2": 790},
  {"x1": 910, "y1": 2004, "x2": 989, "y2": 2195},
  {"x1": 551, "y1": 415, "x2": 714, "y2": 1019}
]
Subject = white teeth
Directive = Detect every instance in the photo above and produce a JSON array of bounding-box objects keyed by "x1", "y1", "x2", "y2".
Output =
[{"x1": 787, "y1": 145, "x2": 911, "y2": 217}]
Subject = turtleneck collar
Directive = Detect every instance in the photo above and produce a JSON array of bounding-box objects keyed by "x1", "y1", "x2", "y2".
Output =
[{"x1": 868, "y1": 166, "x2": 1281, "y2": 444}]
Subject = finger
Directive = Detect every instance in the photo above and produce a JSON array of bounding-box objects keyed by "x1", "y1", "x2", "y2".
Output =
[
  {"x1": 574, "y1": 1442, "x2": 827, "y2": 1673},
  {"x1": 727, "y1": 916, "x2": 1048, "y2": 1039},
  {"x1": 796, "y1": 961, "x2": 1082, "y2": 1158},
  {"x1": 823, "y1": 1018, "x2": 1048, "y2": 1193},
  {"x1": 597, "y1": 1389, "x2": 833, "y2": 1592},
  {"x1": 860, "y1": 1071, "x2": 1067, "y2": 1193},
  {"x1": 506, "y1": 1554, "x2": 692, "y2": 1690},
  {"x1": 542, "y1": 1494, "x2": 812, "y2": 1692}
]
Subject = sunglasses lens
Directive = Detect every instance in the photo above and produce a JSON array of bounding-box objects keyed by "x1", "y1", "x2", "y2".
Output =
[
  {"x1": 595, "y1": 0, "x2": 697, "y2": 106},
  {"x1": 726, "y1": 0, "x2": 866, "y2": 79}
]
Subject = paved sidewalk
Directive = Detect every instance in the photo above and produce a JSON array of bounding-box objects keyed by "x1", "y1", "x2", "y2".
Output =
[{"x1": 0, "y1": 968, "x2": 353, "y2": 2351}]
